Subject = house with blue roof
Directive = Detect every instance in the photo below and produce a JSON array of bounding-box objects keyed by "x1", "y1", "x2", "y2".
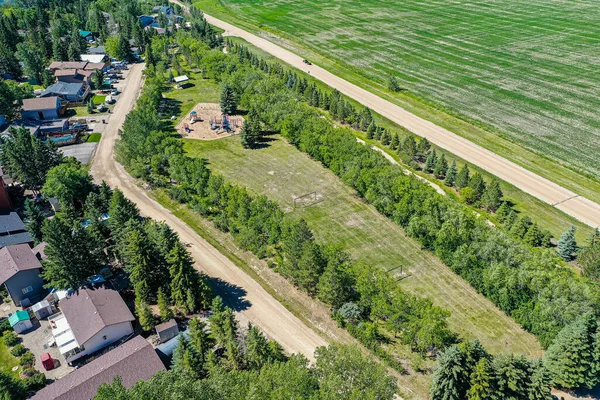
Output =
[
  {"x1": 139, "y1": 15, "x2": 155, "y2": 28},
  {"x1": 41, "y1": 82, "x2": 89, "y2": 103}
]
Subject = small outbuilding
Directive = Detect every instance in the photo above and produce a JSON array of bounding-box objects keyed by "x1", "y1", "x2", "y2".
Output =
[
  {"x1": 40, "y1": 352, "x2": 54, "y2": 371},
  {"x1": 32, "y1": 299, "x2": 54, "y2": 320},
  {"x1": 155, "y1": 319, "x2": 179, "y2": 343},
  {"x1": 9, "y1": 310, "x2": 32, "y2": 333}
]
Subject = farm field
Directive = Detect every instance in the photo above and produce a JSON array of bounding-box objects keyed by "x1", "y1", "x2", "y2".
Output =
[
  {"x1": 195, "y1": 0, "x2": 600, "y2": 201},
  {"x1": 183, "y1": 135, "x2": 543, "y2": 358}
]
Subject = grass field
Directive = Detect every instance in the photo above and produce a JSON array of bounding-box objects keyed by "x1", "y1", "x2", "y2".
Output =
[
  {"x1": 196, "y1": 0, "x2": 600, "y2": 204},
  {"x1": 0, "y1": 337, "x2": 19, "y2": 378},
  {"x1": 184, "y1": 135, "x2": 543, "y2": 357},
  {"x1": 163, "y1": 70, "x2": 221, "y2": 119}
]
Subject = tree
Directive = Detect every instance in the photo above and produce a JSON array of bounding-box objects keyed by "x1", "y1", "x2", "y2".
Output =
[
  {"x1": 495, "y1": 202, "x2": 511, "y2": 222},
  {"x1": 509, "y1": 216, "x2": 531, "y2": 239},
  {"x1": 430, "y1": 345, "x2": 470, "y2": 400},
  {"x1": 108, "y1": 188, "x2": 140, "y2": 240},
  {"x1": 460, "y1": 187, "x2": 479, "y2": 205},
  {"x1": 528, "y1": 359, "x2": 553, "y2": 400},
  {"x1": 402, "y1": 136, "x2": 417, "y2": 157},
  {"x1": 157, "y1": 288, "x2": 174, "y2": 322},
  {"x1": 23, "y1": 199, "x2": 45, "y2": 244},
  {"x1": 523, "y1": 223, "x2": 543, "y2": 247},
  {"x1": 105, "y1": 34, "x2": 131, "y2": 61},
  {"x1": 94, "y1": 68, "x2": 105, "y2": 90},
  {"x1": 68, "y1": 29, "x2": 83, "y2": 61},
  {"x1": 188, "y1": 317, "x2": 214, "y2": 364},
  {"x1": 424, "y1": 149, "x2": 437, "y2": 173},
  {"x1": 481, "y1": 180, "x2": 503, "y2": 211},
  {"x1": 557, "y1": 226, "x2": 577, "y2": 261},
  {"x1": 493, "y1": 354, "x2": 531, "y2": 400},
  {"x1": 42, "y1": 162, "x2": 93, "y2": 209},
  {"x1": 53, "y1": 39, "x2": 68, "y2": 62},
  {"x1": 390, "y1": 133, "x2": 399, "y2": 150},
  {"x1": 468, "y1": 173, "x2": 486, "y2": 199},
  {"x1": 416, "y1": 138, "x2": 431, "y2": 160},
  {"x1": 135, "y1": 299, "x2": 156, "y2": 331},
  {"x1": 246, "y1": 324, "x2": 272, "y2": 370},
  {"x1": 366, "y1": 121, "x2": 377, "y2": 140},
  {"x1": 0, "y1": 42, "x2": 22, "y2": 80},
  {"x1": 467, "y1": 358, "x2": 497, "y2": 400},
  {"x1": 456, "y1": 164, "x2": 471, "y2": 189},
  {"x1": 169, "y1": 243, "x2": 212, "y2": 313},
  {"x1": 580, "y1": 229, "x2": 600, "y2": 280},
  {"x1": 0, "y1": 128, "x2": 62, "y2": 192},
  {"x1": 387, "y1": 74, "x2": 401, "y2": 92},
  {"x1": 172, "y1": 336, "x2": 202, "y2": 378},
  {"x1": 0, "y1": 80, "x2": 31, "y2": 121},
  {"x1": 445, "y1": 160, "x2": 457, "y2": 187},
  {"x1": 545, "y1": 313, "x2": 599, "y2": 389},
  {"x1": 313, "y1": 345, "x2": 396, "y2": 400},
  {"x1": 41, "y1": 216, "x2": 106, "y2": 290},
  {"x1": 119, "y1": 221, "x2": 154, "y2": 303},
  {"x1": 434, "y1": 153, "x2": 448, "y2": 178},
  {"x1": 87, "y1": 98, "x2": 94, "y2": 114},
  {"x1": 239, "y1": 110, "x2": 261, "y2": 149},
  {"x1": 17, "y1": 41, "x2": 45, "y2": 83},
  {"x1": 317, "y1": 252, "x2": 356, "y2": 308},
  {"x1": 220, "y1": 84, "x2": 237, "y2": 114},
  {"x1": 380, "y1": 129, "x2": 391, "y2": 146}
]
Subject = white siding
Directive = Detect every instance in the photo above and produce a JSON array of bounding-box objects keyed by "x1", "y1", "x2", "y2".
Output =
[{"x1": 66, "y1": 321, "x2": 133, "y2": 363}]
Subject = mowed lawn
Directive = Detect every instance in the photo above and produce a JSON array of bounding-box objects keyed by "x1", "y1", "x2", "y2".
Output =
[
  {"x1": 184, "y1": 135, "x2": 543, "y2": 357},
  {"x1": 196, "y1": 0, "x2": 600, "y2": 200},
  {"x1": 0, "y1": 337, "x2": 19, "y2": 378},
  {"x1": 163, "y1": 71, "x2": 221, "y2": 119}
]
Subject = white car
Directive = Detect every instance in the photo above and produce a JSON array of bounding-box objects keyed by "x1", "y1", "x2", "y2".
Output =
[{"x1": 111, "y1": 89, "x2": 119, "y2": 95}]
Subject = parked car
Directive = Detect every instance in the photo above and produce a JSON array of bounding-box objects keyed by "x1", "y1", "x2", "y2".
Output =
[
  {"x1": 111, "y1": 89, "x2": 119, "y2": 95},
  {"x1": 97, "y1": 104, "x2": 108, "y2": 112},
  {"x1": 303, "y1": 59, "x2": 312, "y2": 65}
]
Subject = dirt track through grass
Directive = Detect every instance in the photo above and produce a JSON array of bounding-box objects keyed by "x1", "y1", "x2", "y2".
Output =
[{"x1": 184, "y1": 135, "x2": 543, "y2": 357}]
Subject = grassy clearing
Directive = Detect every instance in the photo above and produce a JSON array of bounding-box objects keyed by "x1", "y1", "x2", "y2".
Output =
[
  {"x1": 0, "y1": 337, "x2": 19, "y2": 378},
  {"x1": 86, "y1": 133, "x2": 102, "y2": 142},
  {"x1": 196, "y1": 0, "x2": 600, "y2": 204},
  {"x1": 92, "y1": 95, "x2": 106, "y2": 104},
  {"x1": 183, "y1": 135, "x2": 543, "y2": 357},
  {"x1": 163, "y1": 70, "x2": 221, "y2": 119}
]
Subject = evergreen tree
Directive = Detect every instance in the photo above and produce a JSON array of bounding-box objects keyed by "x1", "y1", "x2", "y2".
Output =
[
  {"x1": 430, "y1": 346, "x2": 469, "y2": 400},
  {"x1": 416, "y1": 138, "x2": 431, "y2": 160},
  {"x1": 468, "y1": 173, "x2": 486, "y2": 199},
  {"x1": 456, "y1": 164, "x2": 471, "y2": 189},
  {"x1": 189, "y1": 317, "x2": 214, "y2": 364},
  {"x1": 168, "y1": 243, "x2": 212, "y2": 313},
  {"x1": 108, "y1": 188, "x2": 140, "y2": 242},
  {"x1": 444, "y1": 160, "x2": 457, "y2": 187},
  {"x1": 316, "y1": 249, "x2": 356, "y2": 309},
  {"x1": 424, "y1": 149, "x2": 437, "y2": 173},
  {"x1": 366, "y1": 121, "x2": 377, "y2": 140},
  {"x1": 359, "y1": 108, "x2": 373, "y2": 131},
  {"x1": 545, "y1": 313, "x2": 599, "y2": 389},
  {"x1": 239, "y1": 109, "x2": 261, "y2": 149},
  {"x1": 87, "y1": 98, "x2": 94, "y2": 114},
  {"x1": 380, "y1": 129, "x2": 391, "y2": 146},
  {"x1": 246, "y1": 324, "x2": 272, "y2": 370},
  {"x1": 157, "y1": 288, "x2": 174, "y2": 322},
  {"x1": 120, "y1": 221, "x2": 154, "y2": 303},
  {"x1": 580, "y1": 229, "x2": 600, "y2": 280},
  {"x1": 220, "y1": 84, "x2": 237, "y2": 115},
  {"x1": 467, "y1": 358, "x2": 497, "y2": 400},
  {"x1": 171, "y1": 336, "x2": 201, "y2": 378},
  {"x1": 557, "y1": 226, "x2": 577, "y2": 261},
  {"x1": 0, "y1": 42, "x2": 22, "y2": 80},
  {"x1": 503, "y1": 210, "x2": 517, "y2": 229},
  {"x1": 402, "y1": 136, "x2": 417, "y2": 157},
  {"x1": 53, "y1": 39, "x2": 68, "y2": 62},
  {"x1": 509, "y1": 216, "x2": 531, "y2": 239},
  {"x1": 481, "y1": 180, "x2": 503, "y2": 211},
  {"x1": 523, "y1": 223, "x2": 543, "y2": 247},
  {"x1": 390, "y1": 133, "x2": 399, "y2": 150},
  {"x1": 387, "y1": 74, "x2": 401, "y2": 92},
  {"x1": 528, "y1": 359, "x2": 553, "y2": 400},
  {"x1": 493, "y1": 354, "x2": 531, "y2": 400},
  {"x1": 23, "y1": 199, "x2": 45, "y2": 244},
  {"x1": 434, "y1": 153, "x2": 448, "y2": 178},
  {"x1": 135, "y1": 298, "x2": 155, "y2": 331},
  {"x1": 495, "y1": 202, "x2": 511, "y2": 222}
]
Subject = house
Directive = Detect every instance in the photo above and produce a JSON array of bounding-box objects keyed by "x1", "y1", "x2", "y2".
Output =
[
  {"x1": 1, "y1": 120, "x2": 41, "y2": 137},
  {"x1": 78, "y1": 30, "x2": 94, "y2": 42},
  {"x1": 54, "y1": 69, "x2": 94, "y2": 86},
  {"x1": 0, "y1": 211, "x2": 34, "y2": 248},
  {"x1": 9, "y1": 310, "x2": 32, "y2": 333},
  {"x1": 81, "y1": 54, "x2": 108, "y2": 64},
  {"x1": 48, "y1": 61, "x2": 88, "y2": 71},
  {"x1": 30, "y1": 336, "x2": 166, "y2": 400},
  {"x1": 0, "y1": 244, "x2": 45, "y2": 307},
  {"x1": 41, "y1": 82, "x2": 89, "y2": 103},
  {"x1": 155, "y1": 319, "x2": 179, "y2": 343},
  {"x1": 0, "y1": 167, "x2": 12, "y2": 210},
  {"x1": 51, "y1": 286, "x2": 135, "y2": 363},
  {"x1": 21, "y1": 97, "x2": 63, "y2": 120},
  {"x1": 32, "y1": 241, "x2": 48, "y2": 261},
  {"x1": 139, "y1": 15, "x2": 155, "y2": 28},
  {"x1": 87, "y1": 46, "x2": 105, "y2": 55}
]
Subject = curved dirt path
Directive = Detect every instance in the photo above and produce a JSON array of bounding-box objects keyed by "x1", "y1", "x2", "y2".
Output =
[
  {"x1": 90, "y1": 63, "x2": 327, "y2": 360},
  {"x1": 184, "y1": 6, "x2": 600, "y2": 229}
]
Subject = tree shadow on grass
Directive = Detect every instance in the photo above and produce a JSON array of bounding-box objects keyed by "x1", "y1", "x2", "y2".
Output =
[
  {"x1": 207, "y1": 276, "x2": 251, "y2": 312},
  {"x1": 160, "y1": 98, "x2": 183, "y2": 119}
]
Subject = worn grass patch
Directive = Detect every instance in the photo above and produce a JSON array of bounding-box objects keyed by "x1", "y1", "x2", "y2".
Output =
[
  {"x1": 196, "y1": 0, "x2": 600, "y2": 204},
  {"x1": 184, "y1": 135, "x2": 543, "y2": 358}
]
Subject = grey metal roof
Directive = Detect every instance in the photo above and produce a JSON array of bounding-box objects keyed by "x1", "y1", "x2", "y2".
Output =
[
  {"x1": 0, "y1": 211, "x2": 25, "y2": 234},
  {"x1": 30, "y1": 336, "x2": 165, "y2": 400},
  {"x1": 0, "y1": 232, "x2": 33, "y2": 248},
  {"x1": 41, "y1": 82, "x2": 84, "y2": 97}
]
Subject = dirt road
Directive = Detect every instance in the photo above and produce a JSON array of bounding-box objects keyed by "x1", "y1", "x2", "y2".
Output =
[
  {"x1": 187, "y1": 9, "x2": 600, "y2": 229},
  {"x1": 90, "y1": 63, "x2": 327, "y2": 360}
]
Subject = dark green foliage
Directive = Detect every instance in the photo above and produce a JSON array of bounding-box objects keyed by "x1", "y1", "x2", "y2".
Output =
[
  {"x1": 19, "y1": 352, "x2": 34, "y2": 367},
  {"x1": 445, "y1": 160, "x2": 457, "y2": 187},
  {"x1": 493, "y1": 354, "x2": 531, "y2": 400},
  {"x1": 3, "y1": 331, "x2": 19, "y2": 347},
  {"x1": 495, "y1": 202, "x2": 511, "y2": 222},
  {"x1": 24, "y1": 199, "x2": 45, "y2": 244},
  {"x1": 430, "y1": 346, "x2": 470, "y2": 400},
  {"x1": 390, "y1": 133, "x2": 400, "y2": 150},
  {"x1": 169, "y1": 242, "x2": 212, "y2": 313},
  {"x1": 528, "y1": 359, "x2": 553, "y2": 400},
  {"x1": 387, "y1": 74, "x2": 402, "y2": 92},
  {"x1": 42, "y1": 161, "x2": 93, "y2": 209},
  {"x1": 0, "y1": 370, "x2": 26, "y2": 400},
  {"x1": 580, "y1": 229, "x2": 600, "y2": 280},
  {"x1": 0, "y1": 80, "x2": 29, "y2": 121},
  {"x1": 523, "y1": 223, "x2": 543, "y2": 247},
  {"x1": 135, "y1": 299, "x2": 155, "y2": 332},
  {"x1": 456, "y1": 164, "x2": 470, "y2": 189},
  {"x1": 434, "y1": 153, "x2": 448, "y2": 178},
  {"x1": 239, "y1": 109, "x2": 261, "y2": 149},
  {"x1": 380, "y1": 129, "x2": 391, "y2": 146},
  {"x1": 10, "y1": 344, "x2": 26, "y2": 357},
  {"x1": 366, "y1": 121, "x2": 376, "y2": 139},
  {"x1": 557, "y1": 225, "x2": 577, "y2": 261},
  {"x1": 509, "y1": 215, "x2": 531, "y2": 239},
  {"x1": 466, "y1": 358, "x2": 497, "y2": 400},
  {"x1": 402, "y1": 136, "x2": 417, "y2": 157},
  {"x1": 468, "y1": 172, "x2": 486, "y2": 199},
  {"x1": 424, "y1": 149, "x2": 437, "y2": 173},
  {"x1": 481, "y1": 180, "x2": 503, "y2": 211},
  {"x1": 157, "y1": 288, "x2": 174, "y2": 322},
  {"x1": 220, "y1": 83, "x2": 237, "y2": 115}
]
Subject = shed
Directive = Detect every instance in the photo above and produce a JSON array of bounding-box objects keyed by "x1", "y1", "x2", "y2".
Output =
[
  {"x1": 173, "y1": 75, "x2": 189, "y2": 83},
  {"x1": 155, "y1": 319, "x2": 179, "y2": 343},
  {"x1": 32, "y1": 299, "x2": 53, "y2": 320},
  {"x1": 9, "y1": 310, "x2": 32, "y2": 333},
  {"x1": 41, "y1": 352, "x2": 54, "y2": 371}
]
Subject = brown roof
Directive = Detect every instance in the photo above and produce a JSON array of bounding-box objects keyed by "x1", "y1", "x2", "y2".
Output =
[
  {"x1": 49, "y1": 61, "x2": 88, "y2": 70},
  {"x1": 83, "y1": 62, "x2": 106, "y2": 71},
  {"x1": 60, "y1": 287, "x2": 135, "y2": 345},
  {"x1": 155, "y1": 319, "x2": 177, "y2": 333},
  {"x1": 54, "y1": 69, "x2": 78, "y2": 77},
  {"x1": 21, "y1": 97, "x2": 60, "y2": 111},
  {"x1": 32, "y1": 241, "x2": 48, "y2": 261},
  {"x1": 78, "y1": 69, "x2": 95, "y2": 77},
  {"x1": 0, "y1": 244, "x2": 42, "y2": 285},
  {"x1": 30, "y1": 336, "x2": 165, "y2": 400}
]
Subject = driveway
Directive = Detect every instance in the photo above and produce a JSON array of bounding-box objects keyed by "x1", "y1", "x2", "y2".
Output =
[{"x1": 60, "y1": 143, "x2": 97, "y2": 165}]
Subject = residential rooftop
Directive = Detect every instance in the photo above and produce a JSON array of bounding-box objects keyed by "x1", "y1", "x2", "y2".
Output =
[{"x1": 0, "y1": 243, "x2": 42, "y2": 284}]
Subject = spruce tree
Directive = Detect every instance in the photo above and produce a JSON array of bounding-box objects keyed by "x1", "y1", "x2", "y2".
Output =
[
  {"x1": 380, "y1": 129, "x2": 391, "y2": 145},
  {"x1": 504, "y1": 210, "x2": 517, "y2": 229},
  {"x1": 168, "y1": 242, "x2": 212, "y2": 313},
  {"x1": 390, "y1": 133, "x2": 399, "y2": 150},
  {"x1": 157, "y1": 288, "x2": 174, "y2": 322},
  {"x1": 23, "y1": 199, "x2": 45, "y2": 244},
  {"x1": 402, "y1": 136, "x2": 417, "y2": 157},
  {"x1": 481, "y1": 180, "x2": 503, "y2": 211},
  {"x1": 239, "y1": 119, "x2": 255, "y2": 149},
  {"x1": 528, "y1": 359, "x2": 553, "y2": 400},
  {"x1": 246, "y1": 324, "x2": 272, "y2": 370},
  {"x1": 545, "y1": 313, "x2": 599, "y2": 389},
  {"x1": 366, "y1": 121, "x2": 376, "y2": 140},
  {"x1": 416, "y1": 138, "x2": 431, "y2": 160},
  {"x1": 444, "y1": 160, "x2": 457, "y2": 187},
  {"x1": 468, "y1": 173, "x2": 486, "y2": 199},
  {"x1": 493, "y1": 354, "x2": 531, "y2": 400},
  {"x1": 580, "y1": 229, "x2": 600, "y2": 280},
  {"x1": 557, "y1": 226, "x2": 577, "y2": 261},
  {"x1": 189, "y1": 317, "x2": 214, "y2": 364},
  {"x1": 430, "y1": 346, "x2": 469, "y2": 400},
  {"x1": 467, "y1": 358, "x2": 497, "y2": 400},
  {"x1": 374, "y1": 126, "x2": 383, "y2": 141},
  {"x1": 495, "y1": 202, "x2": 511, "y2": 222},
  {"x1": 456, "y1": 164, "x2": 471, "y2": 189},
  {"x1": 523, "y1": 223, "x2": 543, "y2": 247},
  {"x1": 387, "y1": 74, "x2": 401, "y2": 92},
  {"x1": 359, "y1": 108, "x2": 373, "y2": 131},
  {"x1": 135, "y1": 298, "x2": 155, "y2": 331},
  {"x1": 434, "y1": 153, "x2": 448, "y2": 178},
  {"x1": 424, "y1": 149, "x2": 437, "y2": 173},
  {"x1": 509, "y1": 216, "x2": 531, "y2": 239},
  {"x1": 220, "y1": 83, "x2": 237, "y2": 114}
]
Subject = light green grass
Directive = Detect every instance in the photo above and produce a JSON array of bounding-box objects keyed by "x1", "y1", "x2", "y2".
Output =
[
  {"x1": 196, "y1": 0, "x2": 600, "y2": 205},
  {"x1": 184, "y1": 135, "x2": 543, "y2": 358},
  {"x1": 163, "y1": 70, "x2": 221, "y2": 119},
  {"x1": 0, "y1": 337, "x2": 20, "y2": 378},
  {"x1": 92, "y1": 95, "x2": 106, "y2": 104},
  {"x1": 86, "y1": 133, "x2": 102, "y2": 142}
]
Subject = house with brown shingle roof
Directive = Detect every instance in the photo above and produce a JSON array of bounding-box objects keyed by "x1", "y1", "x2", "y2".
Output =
[
  {"x1": 48, "y1": 61, "x2": 89, "y2": 71},
  {"x1": 0, "y1": 244, "x2": 45, "y2": 307},
  {"x1": 54, "y1": 69, "x2": 95, "y2": 86},
  {"x1": 51, "y1": 286, "x2": 135, "y2": 363},
  {"x1": 30, "y1": 336, "x2": 165, "y2": 400},
  {"x1": 21, "y1": 96, "x2": 64, "y2": 120}
]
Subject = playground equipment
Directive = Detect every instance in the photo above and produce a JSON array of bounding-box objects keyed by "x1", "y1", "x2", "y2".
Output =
[
  {"x1": 184, "y1": 123, "x2": 190, "y2": 133},
  {"x1": 189, "y1": 111, "x2": 198, "y2": 124},
  {"x1": 209, "y1": 114, "x2": 243, "y2": 134}
]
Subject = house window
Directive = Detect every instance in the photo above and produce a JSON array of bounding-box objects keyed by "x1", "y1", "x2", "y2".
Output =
[{"x1": 22, "y1": 286, "x2": 33, "y2": 294}]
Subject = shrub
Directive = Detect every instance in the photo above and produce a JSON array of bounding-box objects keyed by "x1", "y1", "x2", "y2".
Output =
[
  {"x1": 24, "y1": 372, "x2": 46, "y2": 391},
  {"x1": 3, "y1": 331, "x2": 19, "y2": 346},
  {"x1": 0, "y1": 318, "x2": 10, "y2": 334},
  {"x1": 19, "y1": 352, "x2": 35, "y2": 367},
  {"x1": 11, "y1": 344, "x2": 26, "y2": 357}
]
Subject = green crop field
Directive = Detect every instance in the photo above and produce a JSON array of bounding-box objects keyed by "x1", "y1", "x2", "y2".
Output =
[
  {"x1": 184, "y1": 136, "x2": 543, "y2": 359},
  {"x1": 196, "y1": 0, "x2": 600, "y2": 191}
]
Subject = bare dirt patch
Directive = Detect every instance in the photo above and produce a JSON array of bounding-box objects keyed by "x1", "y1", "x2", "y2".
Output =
[{"x1": 175, "y1": 103, "x2": 244, "y2": 140}]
